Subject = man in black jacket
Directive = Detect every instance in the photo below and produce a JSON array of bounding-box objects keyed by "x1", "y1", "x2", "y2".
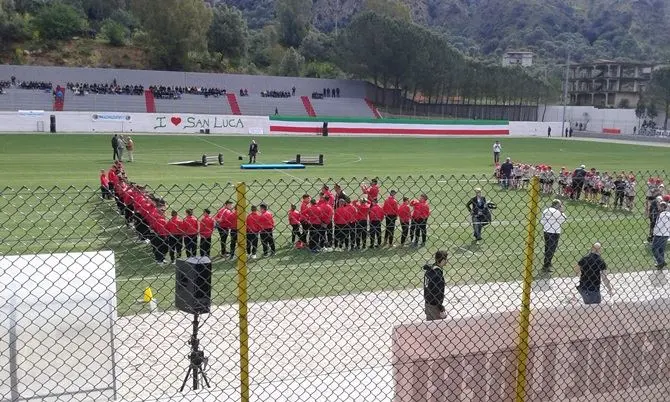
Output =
[
  {"x1": 112, "y1": 134, "x2": 119, "y2": 161},
  {"x1": 572, "y1": 164, "x2": 586, "y2": 200},
  {"x1": 500, "y1": 158, "x2": 513, "y2": 189},
  {"x1": 423, "y1": 250, "x2": 449, "y2": 321},
  {"x1": 248, "y1": 139, "x2": 259, "y2": 164}
]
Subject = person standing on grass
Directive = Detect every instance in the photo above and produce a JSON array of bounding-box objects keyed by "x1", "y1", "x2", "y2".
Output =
[
  {"x1": 246, "y1": 205, "x2": 261, "y2": 259},
  {"x1": 199, "y1": 209, "x2": 215, "y2": 257},
  {"x1": 466, "y1": 189, "x2": 489, "y2": 242},
  {"x1": 411, "y1": 194, "x2": 430, "y2": 247},
  {"x1": 215, "y1": 200, "x2": 233, "y2": 257},
  {"x1": 424, "y1": 250, "x2": 449, "y2": 321},
  {"x1": 493, "y1": 141, "x2": 502, "y2": 164},
  {"x1": 368, "y1": 198, "x2": 385, "y2": 249},
  {"x1": 299, "y1": 194, "x2": 311, "y2": 245},
  {"x1": 165, "y1": 210, "x2": 183, "y2": 264},
  {"x1": 259, "y1": 203, "x2": 276, "y2": 256},
  {"x1": 288, "y1": 204, "x2": 302, "y2": 247},
  {"x1": 362, "y1": 178, "x2": 380, "y2": 202},
  {"x1": 116, "y1": 135, "x2": 126, "y2": 162},
  {"x1": 500, "y1": 158, "x2": 513, "y2": 189},
  {"x1": 112, "y1": 134, "x2": 119, "y2": 161},
  {"x1": 181, "y1": 209, "x2": 199, "y2": 258},
  {"x1": 574, "y1": 243, "x2": 613, "y2": 305},
  {"x1": 333, "y1": 199, "x2": 350, "y2": 250},
  {"x1": 248, "y1": 139, "x2": 259, "y2": 164},
  {"x1": 652, "y1": 201, "x2": 670, "y2": 270},
  {"x1": 383, "y1": 190, "x2": 399, "y2": 247},
  {"x1": 540, "y1": 199, "x2": 566, "y2": 273},
  {"x1": 125, "y1": 136, "x2": 134, "y2": 162},
  {"x1": 398, "y1": 197, "x2": 412, "y2": 246},
  {"x1": 318, "y1": 195, "x2": 334, "y2": 250},
  {"x1": 353, "y1": 197, "x2": 370, "y2": 250}
]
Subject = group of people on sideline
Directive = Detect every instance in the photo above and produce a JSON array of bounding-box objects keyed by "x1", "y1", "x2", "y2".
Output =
[{"x1": 111, "y1": 134, "x2": 134, "y2": 162}]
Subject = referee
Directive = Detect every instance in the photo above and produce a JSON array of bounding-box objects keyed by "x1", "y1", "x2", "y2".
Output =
[
  {"x1": 540, "y1": 199, "x2": 566, "y2": 272},
  {"x1": 423, "y1": 250, "x2": 448, "y2": 321}
]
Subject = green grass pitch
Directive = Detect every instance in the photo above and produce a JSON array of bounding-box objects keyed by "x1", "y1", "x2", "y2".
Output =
[{"x1": 0, "y1": 134, "x2": 667, "y2": 316}]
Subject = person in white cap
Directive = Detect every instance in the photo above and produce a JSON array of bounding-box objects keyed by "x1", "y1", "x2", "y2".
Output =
[{"x1": 574, "y1": 243, "x2": 613, "y2": 304}]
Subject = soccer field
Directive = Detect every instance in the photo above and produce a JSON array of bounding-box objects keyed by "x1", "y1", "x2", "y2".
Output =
[{"x1": 0, "y1": 134, "x2": 667, "y2": 316}]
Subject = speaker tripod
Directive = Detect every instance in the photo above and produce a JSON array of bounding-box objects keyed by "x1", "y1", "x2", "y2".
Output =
[{"x1": 179, "y1": 313, "x2": 211, "y2": 392}]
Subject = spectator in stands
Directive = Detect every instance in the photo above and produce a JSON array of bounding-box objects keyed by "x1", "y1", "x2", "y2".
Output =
[
  {"x1": 17, "y1": 81, "x2": 52, "y2": 90},
  {"x1": 336, "y1": 88, "x2": 340, "y2": 97}
]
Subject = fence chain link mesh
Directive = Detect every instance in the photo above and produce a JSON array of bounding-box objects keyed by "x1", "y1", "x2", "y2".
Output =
[{"x1": 1, "y1": 169, "x2": 669, "y2": 401}]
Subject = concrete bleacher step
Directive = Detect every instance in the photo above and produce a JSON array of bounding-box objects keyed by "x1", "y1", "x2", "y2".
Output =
[
  {"x1": 236, "y1": 95, "x2": 308, "y2": 117},
  {"x1": 0, "y1": 89, "x2": 54, "y2": 111},
  {"x1": 64, "y1": 93, "x2": 147, "y2": 113},
  {"x1": 310, "y1": 97, "x2": 377, "y2": 118}
]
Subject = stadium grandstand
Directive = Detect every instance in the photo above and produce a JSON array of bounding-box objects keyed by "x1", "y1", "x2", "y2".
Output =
[{"x1": 0, "y1": 65, "x2": 380, "y2": 118}]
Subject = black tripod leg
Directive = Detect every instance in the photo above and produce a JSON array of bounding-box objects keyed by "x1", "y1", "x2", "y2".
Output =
[
  {"x1": 200, "y1": 367, "x2": 211, "y2": 388},
  {"x1": 180, "y1": 366, "x2": 193, "y2": 392}
]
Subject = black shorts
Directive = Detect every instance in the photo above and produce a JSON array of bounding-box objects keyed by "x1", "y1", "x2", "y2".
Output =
[{"x1": 647, "y1": 196, "x2": 656, "y2": 201}]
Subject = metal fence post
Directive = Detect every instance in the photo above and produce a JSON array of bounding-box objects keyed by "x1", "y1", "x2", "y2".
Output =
[
  {"x1": 235, "y1": 182, "x2": 250, "y2": 402},
  {"x1": 514, "y1": 175, "x2": 540, "y2": 402}
]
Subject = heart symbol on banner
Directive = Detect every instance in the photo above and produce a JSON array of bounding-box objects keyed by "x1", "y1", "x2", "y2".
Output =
[{"x1": 170, "y1": 116, "x2": 182, "y2": 126}]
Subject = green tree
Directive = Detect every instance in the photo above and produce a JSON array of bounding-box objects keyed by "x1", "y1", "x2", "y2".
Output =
[
  {"x1": 208, "y1": 4, "x2": 249, "y2": 60},
  {"x1": 646, "y1": 67, "x2": 670, "y2": 129},
  {"x1": 100, "y1": 18, "x2": 128, "y2": 46},
  {"x1": 299, "y1": 30, "x2": 333, "y2": 62},
  {"x1": 276, "y1": 0, "x2": 311, "y2": 48},
  {"x1": 33, "y1": 2, "x2": 87, "y2": 41},
  {"x1": 64, "y1": 0, "x2": 126, "y2": 21},
  {"x1": 0, "y1": 3, "x2": 31, "y2": 47},
  {"x1": 132, "y1": 0, "x2": 212, "y2": 70},
  {"x1": 277, "y1": 46, "x2": 304, "y2": 76},
  {"x1": 363, "y1": 0, "x2": 411, "y2": 21},
  {"x1": 249, "y1": 25, "x2": 278, "y2": 68}
]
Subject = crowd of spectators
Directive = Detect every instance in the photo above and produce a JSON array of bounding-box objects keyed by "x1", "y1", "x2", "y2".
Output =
[
  {"x1": 150, "y1": 85, "x2": 227, "y2": 100},
  {"x1": 0, "y1": 80, "x2": 9, "y2": 94},
  {"x1": 261, "y1": 89, "x2": 292, "y2": 98},
  {"x1": 67, "y1": 81, "x2": 145, "y2": 96},
  {"x1": 18, "y1": 81, "x2": 52, "y2": 90}
]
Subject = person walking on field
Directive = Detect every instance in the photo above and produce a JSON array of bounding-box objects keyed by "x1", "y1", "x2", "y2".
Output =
[
  {"x1": 248, "y1": 139, "x2": 259, "y2": 164},
  {"x1": 540, "y1": 199, "x2": 566, "y2": 273},
  {"x1": 574, "y1": 243, "x2": 613, "y2": 305},
  {"x1": 423, "y1": 250, "x2": 449, "y2": 321}
]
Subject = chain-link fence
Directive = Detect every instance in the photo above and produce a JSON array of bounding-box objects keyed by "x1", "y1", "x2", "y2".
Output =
[{"x1": 1, "y1": 170, "x2": 669, "y2": 401}]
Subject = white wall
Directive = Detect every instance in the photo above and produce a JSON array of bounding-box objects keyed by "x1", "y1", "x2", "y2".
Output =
[
  {"x1": 509, "y1": 121, "x2": 564, "y2": 137},
  {"x1": 0, "y1": 112, "x2": 270, "y2": 135},
  {"x1": 538, "y1": 105, "x2": 667, "y2": 135}
]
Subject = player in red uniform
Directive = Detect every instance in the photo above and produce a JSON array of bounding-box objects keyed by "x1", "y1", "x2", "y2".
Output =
[
  {"x1": 353, "y1": 198, "x2": 370, "y2": 250},
  {"x1": 259, "y1": 203, "x2": 276, "y2": 256},
  {"x1": 215, "y1": 200, "x2": 235, "y2": 258},
  {"x1": 165, "y1": 210, "x2": 183, "y2": 264},
  {"x1": 318, "y1": 195, "x2": 334, "y2": 250},
  {"x1": 411, "y1": 194, "x2": 430, "y2": 247},
  {"x1": 383, "y1": 190, "x2": 399, "y2": 246},
  {"x1": 246, "y1": 205, "x2": 262, "y2": 258},
  {"x1": 199, "y1": 209, "x2": 215, "y2": 257},
  {"x1": 181, "y1": 209, "x2": 199, "y2": 257},
  {"x1": 333, "y1": 199, "x2": 350, "y2": 250},
  {"x1": 398, "y1": 197, "x2": 412, "y2": 246},
  {"x1": 368, "y1": 198, "x2": 385, "y2": 249},
  {"x1": 299, "y1": 194, "x2": 311, "y2": 244},
  {"x1": 99, "y1": 169, "x2": 110, "y2": 199},
  {"x1": 362, "y1": 178, "x2": 380, "y2": 202},
  {"x1": 288, "y1": 204, "x2": 302, "y2": 246},
  {"x1": 305, "y1": 199, "x2": 323, "y2": 252}
]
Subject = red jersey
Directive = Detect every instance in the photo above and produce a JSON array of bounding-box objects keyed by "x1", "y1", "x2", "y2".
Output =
[
  {"x1": 304, "y1": 204, "x2": 322, "y2": 225},
  {"x1": 288, "y1": 210, "x2": 301, "y2": 225},
  {"x1": 322, "y1": 190, "x2": 335, "y2": 206},
  {"x1": 181, "y1": 215, "x2": 199, "y2": 236},
  {"x1": 165, "y1": 216, "x2": 183, "y2": 235},
  {"x1": 333, "y1": 205, "x2": 350, "y2": 225},
  {"x1": 364, "y1": 184, "x2": 380, "y2": 202},
  {"x1": 398, "y1": 202, "x2": 411, "y2": 223},
  {"x1": 383, "y1": 196, "x2": 398, "y2": 216},
  {"x1": 200, "y1": 214, "x2": 215, "y2": 238},
  {"x1": 354, "y1": 201, "x2": 370, "y2": 221},
  {"x1": 150, "y1": 211, "x2": 170, "y2": 236},
  {"x1": 411, "y1": 200, "x2": 430, "y2": 220},
  {"x1": 318, "y1": 203, "x2": 334, "y2": 224},
  {"x1": 246, "y1": 212, "x2": 262, "y2": 233},
  {"x1": 100, "y1": 173, "x2": 109, "y2": 187},
  {"x1": 369, "y1": 204, "x2": 385, "y2": 221},
  {"x1": 343, "y1": 204, "x2": 357, "y2": 224},
  {"x1": 258, "y1": 211, "x2": 275, "y2": 231},
  {"x1": 299, "y1": 200, "x2": 311, "y2": 222},
  {"x1": 107, "y1": 169, "x2": 118, "y2": 185}
]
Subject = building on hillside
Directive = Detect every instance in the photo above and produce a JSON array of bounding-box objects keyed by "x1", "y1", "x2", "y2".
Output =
[
  {"x1": 568, "y1": 60, "x2": 654, "y2": 108},
  {"x1": 502, "y1": 51, "x2": 534, "y2": 67}
]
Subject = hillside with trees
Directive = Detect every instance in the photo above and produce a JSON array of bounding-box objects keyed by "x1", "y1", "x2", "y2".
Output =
[{"x1": 1, "y1": 0, "x2": 668, "y2": 107}]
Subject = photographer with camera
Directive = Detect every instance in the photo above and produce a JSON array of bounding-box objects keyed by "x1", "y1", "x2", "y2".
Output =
[{"x1": 466, "y1": 188, "x2": 493, "y2": 241}]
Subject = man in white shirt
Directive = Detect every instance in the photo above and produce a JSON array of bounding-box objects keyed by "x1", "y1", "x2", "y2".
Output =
[
  {"x1": 540, "y1": 199, "x2": 566, "y2": 272},
  {"x1": 652, "y1": 201, "x2": 670, "y2": 269},
  {"x1": 492, "y1": 141, "x2": 502, "y2": 164}
]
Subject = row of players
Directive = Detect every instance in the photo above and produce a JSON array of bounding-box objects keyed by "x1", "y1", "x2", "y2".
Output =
[
  {"x1": 100, "y1": 166, "x2": 432, "y2": 263},
  {"x1": 496, "y1": 162, "x2": 666, "y2": 211}
]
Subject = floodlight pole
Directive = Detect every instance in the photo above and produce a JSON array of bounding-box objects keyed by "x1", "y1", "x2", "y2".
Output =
[{"x1": 561, "y1": 52, "x2": 570, "y2": 138}]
